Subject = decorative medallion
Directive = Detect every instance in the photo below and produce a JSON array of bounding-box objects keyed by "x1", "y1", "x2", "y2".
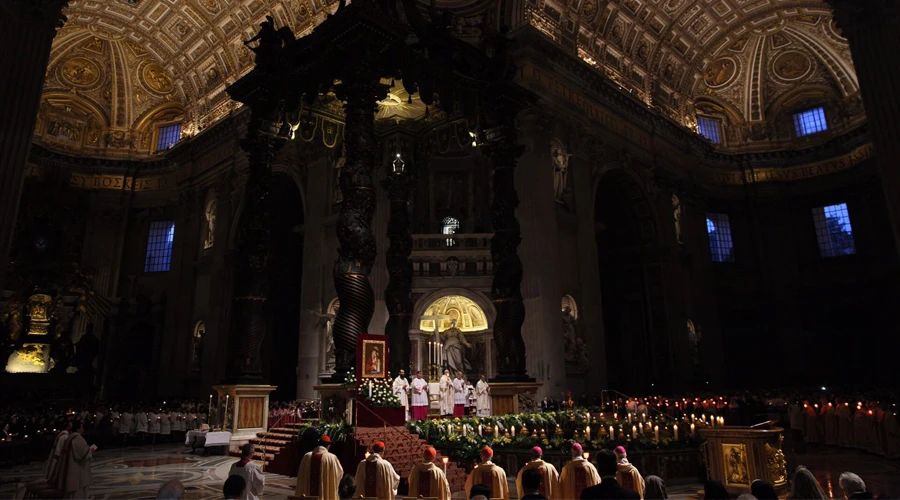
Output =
[
  {"x1": 142, "y1": 63, "x2": 174, "y2": 94},
  {"x1": 61, "y1": 57, "x2": 101, "y2": 87},
  {"x1": 704, "y1": 57, "x2": 738, "y2": 88},
  {"x1": 199, "y1": 0, "x2": 219, "y2": 13},
  {"x1": 773, "y1": 51, "x2": 812, "y2": 81}
]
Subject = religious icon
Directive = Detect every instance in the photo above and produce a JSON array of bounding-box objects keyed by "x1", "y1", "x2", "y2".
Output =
[{"x1": 360, "y1": 339, "x2": 387, "y2": 379}]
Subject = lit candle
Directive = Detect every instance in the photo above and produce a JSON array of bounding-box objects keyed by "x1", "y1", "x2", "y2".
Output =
[
  {"x1": 632, "y1": 425, "x2": 637, "y2": 439},
  {"x1": 586, "y1": 426, "x2": 591, "y2": 441},
  {"x1": 642, "y1": 413, "x2": 646, "y2": 422},
  {"x1": 691, "y1": 413, "x2": 696, "y2": 422},
  {"x1": 674, "y1": 424, "x2": 679, "y2": 440},
  {"x1": 495, "y1": 425, "x2": 499, "y2": 438},
  {"x1": 609, "y1": 425, "x2": 614, "y2": 439},
  {"x1": 511, "y1": 425, "x2": 516, "y2": 437},
  {"x1": 368, "y1": 380, "x2": 373, "y2": 398},
  {"x1": 442, "y1": 456, "x2": 449, "y2": 472},
  {"x1": 479, "y1": 424, "x2": 483, "y2": 436},
  {"x1": 447, "y1": 424, "x2": 452, "y2": 434},
  {"x1": 586, "y1": 412, "x2": 591, "y2": 422},
  {"x1": 654, "y1": 425, "x2": 659, "y2": 442},
  {"x1": 463, "y1": 424, "x2": 467, "y2": 437},
  {"x1": 628, "y1": 413, "x2": 633, "y2": 424},
  {"x1": 639, "y1": 423, "x2": 644, "y2": 435},
  {"x1": 224, "y1": 395, "x2": 230, "y2": 428},
  {"x1": 583, "y1": 452, "x2": 590, "y2": 460},
  {"x1": 691, "y1": 423, "x2": 696, "y2": 438},
  {"x1": 613, "y1": 412, "x2": 618, "y2": 421}
]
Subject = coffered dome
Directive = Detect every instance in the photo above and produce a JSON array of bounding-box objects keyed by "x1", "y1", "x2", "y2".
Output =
[
  {"x1": 531, "y1": 0, "x2": 865, "y2": 150},
  {"x1": 35, "y1": 0, "x2": 338, "y2": 158}
]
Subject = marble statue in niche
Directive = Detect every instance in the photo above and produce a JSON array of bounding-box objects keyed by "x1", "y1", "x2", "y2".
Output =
[
  {"x1": 191, "y1": 321, "x2": 205, "y2": 372},
  {"x1": 687, "y1": 319, "x2": 701, "y2": 365},
  {"x1": 333, "y1": 150, "x2": 345, "y2": 204},
  {"x1": 312, "y1": 300, "x2": 339, "y2": 372},
  {"x1": 441, "y1": 319, "x2": 472, "y2": 375},
  {"x1": 203, "y1": 197, "x2": 217, "y2": 249},
  {"x1": 562, "y1": 296, "x2": 588, "y2": 371},
  {"x1": 551, "y1": 138, "x2": 571, "y2": 203},
  {"x1": 673, "y1": 194, "x2": 683, "y2": 244}
]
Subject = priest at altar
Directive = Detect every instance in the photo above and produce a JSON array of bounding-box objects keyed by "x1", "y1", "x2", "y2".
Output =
[
  {"x1": 407, "y1": 446, "x2": 452, "y2": 500},
  {"x1": 465, "y1": 447, "x2": 509, "y2": 500},
  {"x1": 354, "y1": 441, "x2": 400, "y2": 500},
  {"x1": 392, "y1": 370, "x2": 410, "y2": 421},
  {"x1": 475, "y1": 374, "x2": 492, "y2": 417},
  {"x1": 295, "y1": 436, "x2": 343, "y2": 500},
  {"x1": 439, "y1": 370, "x2": 453, "y2": 416},
  {"x1": 515, "y1": 446, "x2": 559, "y2": 500},
  {"x1": 558, "y1": 443, "x2": 600, "y2": 500},
  {"x1": 411, "y1": 371, "x2": 429, "y2": 420},
  {"x1": 453, "y1": 371, "x2": 467, "y2": 417}
]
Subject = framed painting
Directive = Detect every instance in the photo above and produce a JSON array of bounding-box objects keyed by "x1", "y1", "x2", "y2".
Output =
[{"x1": 357, "y1": 335, "x2": 388, "y2": 380}]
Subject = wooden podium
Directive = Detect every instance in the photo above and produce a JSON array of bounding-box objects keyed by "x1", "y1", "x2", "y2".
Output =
[{"x1": 700, "y1": 426, "x2": 789, "y2": 497}]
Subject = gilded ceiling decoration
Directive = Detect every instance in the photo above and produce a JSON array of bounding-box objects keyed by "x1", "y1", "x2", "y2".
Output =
[
  {"x1": 528, "y1": 0, "x2": 865, "y2": 149},
  {"x1": 35, "y1": 0, "x2": 865, "y2": 157}
]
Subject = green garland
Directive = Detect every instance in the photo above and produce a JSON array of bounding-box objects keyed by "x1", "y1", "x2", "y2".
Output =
[
  {"x1": 292, "y1": 420, "x2": 354, "y2": 444},
  {"x1": 342, "y1": 368, "x2": 402, "y2": 408},
  {"x1": 406, "y1": 410, "x2": 705, "y2": 462}
]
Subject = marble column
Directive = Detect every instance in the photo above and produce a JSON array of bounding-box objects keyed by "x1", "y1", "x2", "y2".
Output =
[
  {"x1": 828, "y1": 1, "x2": 900, "y2": 254},
  {"x1": 227, "y1": 118, "x2": 285, "y2": 382},
  {"x1": 0, "y1": 1, "x2": 68, "y2": 291},
  {"x1": 330, "y1": 69, "x2": 386, "y2": 381},
  {"x1": 382, "y1": 158, "x2": 414, "y2": 376},
  {"x1": 484, "y1": 121, "x2": 532, "y2": 382}
]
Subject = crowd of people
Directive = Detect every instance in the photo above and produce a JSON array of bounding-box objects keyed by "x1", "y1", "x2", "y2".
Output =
[{"x1": 393, "y1": 369, "x2": 493, "y2": 420}]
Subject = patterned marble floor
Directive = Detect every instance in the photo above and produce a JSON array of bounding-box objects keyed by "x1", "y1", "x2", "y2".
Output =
[{"x1": 0, "y1": 443, "x2": 897, "y2": 499}]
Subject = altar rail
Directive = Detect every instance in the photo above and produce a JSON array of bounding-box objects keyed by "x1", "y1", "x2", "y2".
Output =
[{"x1": 410, "y1": 233, "x2": 493, "y2": 278}]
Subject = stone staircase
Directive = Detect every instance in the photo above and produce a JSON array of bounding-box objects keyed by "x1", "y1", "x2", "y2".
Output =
[
  {"x1": 229, "y1": 421, "x2": 310, "y2": 476},
  {"x1": 355, "y1": 426, "x2": 468, "y2": 493}
]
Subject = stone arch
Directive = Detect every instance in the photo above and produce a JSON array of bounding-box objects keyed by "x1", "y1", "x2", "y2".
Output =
[
  {"x1": 411, "y1": 288, "x2": 496, "y2": 333},
  {"x1": 592, "y1": 166, "x2": 660, "y2": 248}
]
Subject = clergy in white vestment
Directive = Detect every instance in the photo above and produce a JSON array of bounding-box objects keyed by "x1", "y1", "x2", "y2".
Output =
[
  {"x1": 465, "y1": 447, "x2": 509, "y2": 500},
  {"x1": 515, "y1": 446, "x2": 559, "y2": 500},
  {"x1": 475, "y1": 374, "x2": 492, "y2": 417},
  {"x1": 392, "y1": 370, "x2": 410, "y2": 421},
  {"x1": 54, "y1": 421, "x2": 96, "y2": 499},
  {"x1": 408, "y1": 446, "x2": 451, "y2": 500},
  {"x1": 135, "y1": 410, "x2": 148, "y2": 439},
  {"x1": 411, "y1": 371, "x2": 430, "y2": 420},
  {"x1": 228, "y1": 443, "x2": 265, "y2": 500},
  {"x1": 110, "y1": 410, "x2": 119, "y2": 437},
  {"x1": 45, "y1": 423, "x2": 71, "y2": 483},
  {"x1": 160, "y1": 411, "x2": 172, "y2": 439},
  {"x1": 558, "y1": 443, "x2": 600, "y2": 500},
  {"x1": 149, "y1": 411, "x2": 160, "y2": 435},
  {"x1": 452, "y1": 372, "x2": 467, "y2": 417},
  {"x1": 354, "y1": 441, "x2": 400, "y2": 500},
  {"x1": 119, "y1": 410, "x2": 133, "y2": 436},
  {"x1": 295, "y1": 436, "x2": 343, "y2": 500},
  {"x1": 439, "y1": 370, "x2": 453, "y2": 416}
]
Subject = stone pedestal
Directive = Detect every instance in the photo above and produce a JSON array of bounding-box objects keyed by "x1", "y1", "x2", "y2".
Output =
[
  {"x1": 214, "y1": 384, "x2": 277, "y2": 445},
  {"x1": 700, "y1": 426, "x2": 788, "y2": 497},
  {"x1": 489, "y1": 381, "x2": 542, "y2": 415}
]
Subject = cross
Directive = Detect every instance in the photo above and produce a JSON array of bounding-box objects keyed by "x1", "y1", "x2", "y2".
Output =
[{"x1": 420, "y1": 313, "x2": 450, "y2": 380}]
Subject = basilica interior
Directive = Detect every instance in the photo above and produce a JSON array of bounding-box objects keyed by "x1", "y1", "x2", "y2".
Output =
[{"x1": 2, "y1": 0, "x2": 900, "y2": 405}]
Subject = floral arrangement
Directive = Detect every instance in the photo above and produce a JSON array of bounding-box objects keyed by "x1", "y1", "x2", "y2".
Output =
[
  {"x1": 406, "y1": 409, "x2": 706, "y2": 461},
  {"x1": 292, "y1": 420, "x2": 353, "y2": 444},
  {"x1": 343, "y1": 368, "x2": 401, "y2": 408}
]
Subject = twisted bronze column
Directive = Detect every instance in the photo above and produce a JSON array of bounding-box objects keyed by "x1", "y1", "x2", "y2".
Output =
[
  {"x1": 484, "y1": 122, "x2": 531, "y2": 382},
  {"x1": 228, "y1": 118, "x2": 285, "y2": 382},
  {"x1": 382, "y1": 162, "x2": 414, "y2": 376},
  {"x1": 330, "y1": 70, "x2": 386, "y2": 381}
]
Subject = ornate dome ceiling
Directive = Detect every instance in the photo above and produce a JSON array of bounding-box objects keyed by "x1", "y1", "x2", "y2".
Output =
[
  {"x1": 529, "y1": 0, "x2": 865, "y2": 149},
  {"x1": 35, "y1": 0, "x2": 338, "y2": 157},
  {"x1": 34, "y1": 0, "x2": 865, "y2": 158}
]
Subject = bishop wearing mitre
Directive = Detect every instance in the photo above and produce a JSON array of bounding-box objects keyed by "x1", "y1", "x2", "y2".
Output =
[
  {"x1": 515, "y1": 446, "x2": 559, "y2": 500},
  {"x1": 411, "y1": 370, "x2": 430, "y2": 420},
  {"x1": 408, "y1": 446, "x2": 452, "y2": 500},
  {"x1": 465, "y1": 447, "x2": 509, "y2": 500},
  {"x1": 439, "y1": 369, "x2": 453, "y2": 416},
  {"x1": 392, "y1": 369, "x2": 410, "y2": 421},
  {"x1": 558, "y1": 443, "x2": 600, "y2": 500},
  {"x1": 354, "y1": 441, "x2": 400, "y2": 500},
  {"x1": 295, "y1": 436, "x2": 343, "y2": 500}
]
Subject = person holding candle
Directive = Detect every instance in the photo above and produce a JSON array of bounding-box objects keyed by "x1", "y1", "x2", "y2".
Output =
[
  {"x1": 354, "y1": 442, "x2": 400, "y2": 500},
  {"x1": 408, "y1": 446, "x2": 451, "y2": 500},
  {"x1": 614, "y1": 446, "x2": 645, "y2": 498},
  {"x1": 295, "y1": 435, "x2": 343, "y2": 500},
  {"x1": 411, "y1": 371, "x2": 429, "y2": 420},
  {"x1": 465, "y1": 447, "x2": 509, "y2": 500},
  {"x1": 558, "y1": 443, "x2": 600, "y2": 500},
  {"x1": 515, "y1": 446, "x2": 559, "y2": 500}
]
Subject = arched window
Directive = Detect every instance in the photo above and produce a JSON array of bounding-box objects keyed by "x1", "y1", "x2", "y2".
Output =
[
  {"x1": 442, "y1": 216, "x2": 460, "y2": 247},
  {"x1": 191, "y1": 321, "x2": 206, "y2": 372}
]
